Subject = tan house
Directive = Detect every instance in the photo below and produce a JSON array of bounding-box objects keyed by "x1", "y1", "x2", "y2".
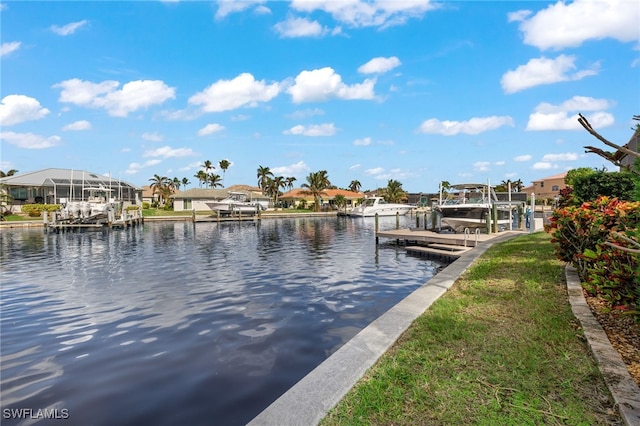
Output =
[
  {"x1": 522, "y1": 172, "x2": 567, "y2": 202},
  {"x1": 279, "y1": 188, "x2": 364, "y2": 211},
  {"x1": 170, "y1": 186, "x2": 269, "y2": 212}
]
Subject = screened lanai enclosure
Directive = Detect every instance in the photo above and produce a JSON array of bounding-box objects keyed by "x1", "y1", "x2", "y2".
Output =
[{"x1": 0, "y1": 168, "x2": 141, "y2": 207}]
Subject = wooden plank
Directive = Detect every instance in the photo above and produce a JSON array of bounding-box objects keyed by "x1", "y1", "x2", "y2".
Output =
[
  {"x1": 427, "y1": 243, "x2": 470, "y2": 251},
  {"x1": 405, "y1": 245, "x2": 471, "y2": 258}
]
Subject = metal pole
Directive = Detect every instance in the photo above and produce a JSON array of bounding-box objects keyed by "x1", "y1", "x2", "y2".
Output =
[{"x1": 529, "y1": 193, "x2": 536, "y2": 233}]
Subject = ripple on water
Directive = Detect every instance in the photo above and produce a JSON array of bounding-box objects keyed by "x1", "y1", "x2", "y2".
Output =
[{"x1": 1, "y1": 217, "x2": 444, "y2": 425}]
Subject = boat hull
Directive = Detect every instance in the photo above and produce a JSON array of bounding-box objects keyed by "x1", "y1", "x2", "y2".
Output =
[
  {"x1": 206, "y1": 202, "x2": 262, "y2": 216},
  {"x1": 437, "y1": 205, "x2": 511, "y2": 232},
  {"x1": 349, "y1": 206, "x2": 412, "y2": 217}
]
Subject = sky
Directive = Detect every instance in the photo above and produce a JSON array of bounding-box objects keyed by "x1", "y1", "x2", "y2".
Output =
[{"x1": 1, "y1": 0, "x2": 638, "y2": 193}]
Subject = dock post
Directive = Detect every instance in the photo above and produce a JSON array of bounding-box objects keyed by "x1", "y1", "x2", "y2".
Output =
[
  {"x1": 396, "y1": 212, "x2": 399, "y2": 230},
  {"x1": 375, "y1": 213, "x2": 379, "y2": 244},
  {"x1": 416, "y1": 212, "x2": 419, "y2": 228},
  {"x1": 492, "y1": 204, "x2": 498, "y2": 233},
  {"x1": 192, "y1": 208, "x2": 196, "y2": 223}
]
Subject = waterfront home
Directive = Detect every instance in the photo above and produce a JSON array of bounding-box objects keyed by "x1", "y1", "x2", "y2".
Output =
[
  {"x1": 171, "y1": 185, "x2": 270, "y2": 212},
  {"x1": 279, "y1": 188, "x2": 364, "y2": 211},
  {"x1": 0, "y1": 168, "x2": 140, "y2": 213}
]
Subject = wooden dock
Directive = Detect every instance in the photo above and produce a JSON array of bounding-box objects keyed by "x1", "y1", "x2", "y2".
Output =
[
  {"x1": 376, "y1": 228, "x2": 497, "y2": 247},
  {"x1": 376, "y1": 228, "x2": 502, "y2": 260}
]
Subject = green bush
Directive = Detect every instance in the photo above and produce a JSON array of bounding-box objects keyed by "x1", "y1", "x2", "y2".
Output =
[
  {"x1": 142, "y1": 201, "x2": 150, "y2": 209},
  {"x1": 21, "y1": 204, "x2": 61, "y2": 217},
  {"x1": 571, "y1": 170, "x2": 635, "y2": 204},
  {"x1": 547, "y1": 196, "x2": 640, "y2": 318}
]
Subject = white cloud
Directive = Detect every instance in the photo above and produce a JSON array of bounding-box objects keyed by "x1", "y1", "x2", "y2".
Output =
[
  {"x1": 526, "y1": 96, "x2": 614, "y2": 131},
  {"x1": 198, "y1": 123, "x2": 225, "y2": 136},
  {"x1": 501, "y1": 55, "x2": 598, "y2": 94},
  {"x1": 349, "y1": 164, "x2": 361, "y2": 170},
  {"x1": 365, "y1": 167, "x2": 385, "y2": 176},
  {"x1": 353, "y1": 137, "x2": 371, "y2": 146},
  {"x1": 418, "y1": 115, "x2": 514, "y2": 135},
  {"x1": 473, "y1": 161, "x2": 491, "y2": 172},
  {"x1": 283, "y1": 123, "x2": 337, "y2": 136},
  {"x1": 63, "y1": 120, "x2": 91, "y2": 131},
  {"x1": 532, "y1": 162, "x2": 555, "y2": 170},
  {"x1": 1, "y1": 41, "x2": 21, "y2": 56},
  {"x1": 271, "y1": 160, "x2": 310, "y2": 177},
  {"x1": 514, "y1": 155, "x2": 532, "y2": 162},
  {"x1": 541, "y1": 96, "x2": 612, "y2": 114},
  {"x1": 189, "y1": 73, "x2": 281, "y2": 112},
  {"x1": 287, "y1": 67, "x2": 375, "y2": 103},
  {"x1": 125, "y1": 159, "x2": 162, "y2": 175},
  {"x1": 494, "y1": 161, "x2": 506, "y2": 166},
  {"x1": 541, "y1": 153, "x2": 578, "y2": 162},
  {"x1": 141, "y1": 132, "x2": 163, "y2": 142},
  {"x1": 358, "y1": 56, "x2": 401, "y2": 74},
  {"x1": 286, "y1": 108, "x2": 325, "y2": 119},
  {"x1": 51, "y1": 20, "x2": 88, "y2": 36},
  {"x1": 513, "y1": 0, "x2": 640, "y2": 50},
  {"x1": 143, "y1": 145, "x2": 195, "y2": 158},
  {"x1": 0, "y1": 131, "x2": 61, "y2": 149},
  {"x1": 215, "y1": 0, "x2": 267, "y2": 20},
  {"x1": 290, "y1": 0, "x2": 435, "y2": 29},
  {"x1": 0, "y1": 95, "x2": 50, "y2": 126},
  {"x1": 274, "y1": 17, "x2": 329, "y2": 38},
  {"x1": 54, "y1": 78, "x2": 175, "y2": 117}
]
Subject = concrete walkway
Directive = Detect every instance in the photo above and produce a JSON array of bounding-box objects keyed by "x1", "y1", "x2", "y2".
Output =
[{"x1": 249, "y1": 232, "x2": 640, "y2": 426}]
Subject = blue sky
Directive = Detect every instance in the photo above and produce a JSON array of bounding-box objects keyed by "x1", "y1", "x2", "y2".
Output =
[{"x1": 1, "y1": 0, "x2": 638, "y2": 193}]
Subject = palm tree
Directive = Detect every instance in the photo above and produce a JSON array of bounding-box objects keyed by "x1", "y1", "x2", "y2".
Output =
[
  {"x1": 208, "y1": 173, "x2": 223, "y2": 188},
  {"x1": 348, "y1": 179, "x2": 362, "y2": 193},
  {"x1": 194, "y1": 170, "x2": 207, "y2": 188},
  {"x1": 513, "y1": 179, "x2": 524, "y2": 192},
  {"x1": 285, "y1": 176, "x2": 297, "y2": 191},
  {"x1": 383, "y1": 179, "x2": 407, "y2": 203},
  {"x1": 257, "y1": 165, "x2": 273, "y2": 195},
  {"x1": 172, "y1": 177, "x2": 181, "y2": 191},
  {"x1": 181, "y1": 177, "x2": 190, "y2": 189},
  {"x1": 0, "y1": 169, "x2": 18, "y2": 178},
  {"x1": 201, "y1": 160, "x2": 214, "y2": 188},
  {"x1": 149, "y1": 174, "x2": 170, "y2": 207},
  {"x1": 301, "y1": 170, "x2": 331, "y2": 212},
  {"x1": 267, "y1": 176, "x2": 286, "y2": 210},
  {"x1": 219, "y1": 159, "x2": 230, "y2": 186},
  {"x1": 333, "y1": 194, "x2": 347, "y2": 212}
]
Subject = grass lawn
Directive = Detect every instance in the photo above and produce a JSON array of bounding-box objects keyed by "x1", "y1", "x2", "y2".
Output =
[
  {"x1": 321, "y1": 232, "x2": 619, "y2": 425},
  {"x1": 0, "y1": 214, "x2": 36, "y2": 221}
]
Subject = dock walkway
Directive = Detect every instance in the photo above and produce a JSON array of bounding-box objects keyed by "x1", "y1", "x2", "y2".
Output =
[{"x1": 376, "y1": 228, "x2": 518, "y2": 259}]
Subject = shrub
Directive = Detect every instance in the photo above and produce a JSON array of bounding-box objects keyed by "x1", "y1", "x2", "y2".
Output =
[
  {"x1": 547, "y1": 196, "x2": 640, "y2": 318},
  {"x1": 21, "y1": 204, "x2": 61, "y2": 217},
  {"x1": 142, "y1": 201, "x2": 150, "y2": 209},
  {"x1": 571, "y1": 170, "x2": 635, "y2": 204}
]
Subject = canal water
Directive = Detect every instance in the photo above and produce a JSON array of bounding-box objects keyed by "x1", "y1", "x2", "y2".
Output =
[{"x1": 1, "y1": 216, "x2": 443, "y2": 426}]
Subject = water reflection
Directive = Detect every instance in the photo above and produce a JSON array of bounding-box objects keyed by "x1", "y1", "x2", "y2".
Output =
[{"x1": 1, "y1": 216, "x2": 441, "y2": 425}]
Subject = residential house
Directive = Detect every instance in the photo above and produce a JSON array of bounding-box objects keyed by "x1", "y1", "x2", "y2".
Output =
[
  {"x1": 279, "y1": 188, "x2": 364, "y2": 211},
  {"x1": 170, "y1": 185, "x2": 269, "y2": 212},
  {"x1": 522, "y1": 172, "x2": 568, "y2": 202},
  {"x1": 0, "y1": 168, "x2": 140, "y2": 212}
]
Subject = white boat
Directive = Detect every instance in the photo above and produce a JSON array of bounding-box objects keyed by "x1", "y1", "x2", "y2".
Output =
[
  {"x1": 435, "y1": 183, "x2": 512, "y2": 232},
  {"x1": 206, "y1": 191, "x2": 265, "y2": 216},
  {"x1": 59, "y1": 185, "x2": 120, "y2": 223},
  {"x1": 348, "y1": 196, "x2": 412, "y2": 217}
]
